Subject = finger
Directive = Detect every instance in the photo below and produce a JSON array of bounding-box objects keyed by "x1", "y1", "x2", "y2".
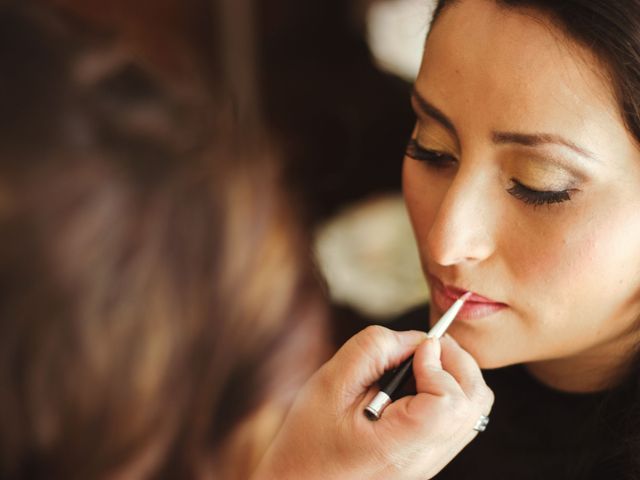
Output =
[
  {"x1": 419, "y1": 336, "x2": 442, "y2": 370},
  {"x1": 412, "y1": 337, "x2": 442, "y2": 398},
  {"x1": 440, "y1": 335, "x2": 493, "y2": 409},
  {"x1": 412, "y1": 337, "x2": 463, "y2": 396},
  {"x1": 378, "y1": 383, "x2": 470, "y2": 446},
  {"x1": 328, "y1": 326, "x2": 428, "y2": 399}
]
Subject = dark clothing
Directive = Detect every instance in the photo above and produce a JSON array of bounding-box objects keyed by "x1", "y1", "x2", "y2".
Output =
[{"x1": 436, "y1": 364, "x2": 624, "y2": 479}]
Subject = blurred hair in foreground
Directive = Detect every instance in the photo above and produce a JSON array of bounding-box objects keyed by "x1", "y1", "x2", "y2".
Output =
[{"x1": 0, "y1": 1, "x2": 327, "y2": 479}]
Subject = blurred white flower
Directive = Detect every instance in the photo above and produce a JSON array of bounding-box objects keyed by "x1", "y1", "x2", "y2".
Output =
[
  {"x1": 315, "y1": 194, "x2": 429, "y2": 319},
  {"x1": 366, "y1": 0, "x2": 436, "y2": 81}
]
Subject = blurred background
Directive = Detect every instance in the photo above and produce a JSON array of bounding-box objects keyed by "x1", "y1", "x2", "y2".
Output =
[
  {"x1": 0, "y1": 3, "x2": 444, "y2": 477},
  {"x1": 48, "y1": 0, "x2": 436, "y2": 343}
]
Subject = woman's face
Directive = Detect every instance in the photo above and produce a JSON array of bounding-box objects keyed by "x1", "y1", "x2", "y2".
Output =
[{"x1": 403, "y1": 0, "x2": 640, "y2": 380}]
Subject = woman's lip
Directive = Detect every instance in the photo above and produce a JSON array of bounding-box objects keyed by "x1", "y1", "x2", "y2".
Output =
[
  {"x1": 428, "y1": 273, "x2": 506, "y2": 306},
  {"x1": 428, "y1": 274, "x2": 507, "y2": 321},
  {"x1": 431, "y1": 284, "x2": 506, "y2": 321}
]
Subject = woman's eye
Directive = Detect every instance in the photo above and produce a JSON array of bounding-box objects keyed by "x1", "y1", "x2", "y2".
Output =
[
  {"x1": 507, "y1": 180, "x2": 572, "y2": 206},
  {"x1": 405, "y1": 139, "x2": 457, "y2": 168}
]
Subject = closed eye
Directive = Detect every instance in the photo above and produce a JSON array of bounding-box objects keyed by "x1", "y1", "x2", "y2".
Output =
[
  {"x1": 405, "y1": 139, "x2": 457, "y2": 169},
  {"x1": 507, "y1": 180, "x2": 573, "y2": 206}
]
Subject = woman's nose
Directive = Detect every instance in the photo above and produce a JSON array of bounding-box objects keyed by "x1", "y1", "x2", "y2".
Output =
[{"x1": 426, "y1": 174, "x2": 496, "y2": 267}]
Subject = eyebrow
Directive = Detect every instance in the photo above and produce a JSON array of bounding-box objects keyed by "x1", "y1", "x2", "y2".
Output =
[
  {"x1": 491, "y1": 132, "x2": 599, "y2": 162},
  {"x1": 411, "y1": 88, "x2": 458, "y2": 138},
  {"x1": 411, "y1": 88, "x2": 600, "y2": 163}
]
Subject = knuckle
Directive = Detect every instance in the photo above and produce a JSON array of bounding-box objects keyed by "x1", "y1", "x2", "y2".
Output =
[
  {"x1": 355, "y1": 325, "x2": 392, "y2": 356},
  {"x1": 469, "y1": 379, "x2": 493, "y2": 403},
  {"x1": 362, "y1": 324, "x2": 391, "y2": 342},
  {"x1": 482, "y1": 386, "x2": 495, "y2": 410}
]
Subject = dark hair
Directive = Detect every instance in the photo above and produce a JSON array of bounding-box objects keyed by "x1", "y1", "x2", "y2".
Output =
[
  {"x1": 431, "y1": 0, "x2": 640, "y2": 477},
  {"x1": 432, "y1": 0, "x2": 640, "y2": 144},
  {"x1": 0, "y1": 2, "x2": 326, "y2": 479}
]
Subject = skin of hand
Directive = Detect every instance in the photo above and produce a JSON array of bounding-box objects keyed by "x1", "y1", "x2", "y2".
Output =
[{"x1": 251, "y1": 326, "x2": 494, "y2": 480}]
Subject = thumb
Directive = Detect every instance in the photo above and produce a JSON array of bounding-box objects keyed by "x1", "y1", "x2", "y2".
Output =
[
  {"x1": 413, "y1": 337, "x2": 442, "y2": 392},
  {"x1": 328, "y1": 326, "x2": 428, "y2": 401}
]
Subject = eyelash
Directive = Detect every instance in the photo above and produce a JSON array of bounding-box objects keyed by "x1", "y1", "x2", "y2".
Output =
[
  {"x1": 405, "y1": 139, "x2": 457, "y2": 168},
  {"x1": 405, "y1": 138, "x2": 573, "y2": 206},
  {"x1": 506, "y1": 182, "x2": 572, "y2": 206}
]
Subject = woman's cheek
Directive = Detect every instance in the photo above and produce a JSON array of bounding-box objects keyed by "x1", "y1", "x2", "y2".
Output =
[
  {"x1": 498, "y1": 207, "x2": 597, "y2": 323},
  {"x1": 511, "y1": 203, "x2": 640, "y2": 321}
]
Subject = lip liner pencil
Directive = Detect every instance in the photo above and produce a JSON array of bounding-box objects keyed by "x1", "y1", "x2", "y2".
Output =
[{"x1": 364, "y1": 292, "x2": 472, "y2": 421}]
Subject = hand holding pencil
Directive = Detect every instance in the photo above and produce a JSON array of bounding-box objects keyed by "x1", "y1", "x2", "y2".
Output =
[
  {"x1": 365, "y1": 291, "x2": 473, "y2": 420},
  {"x1": 252, "y1": 308, "x2": 494, "y2": 480}
]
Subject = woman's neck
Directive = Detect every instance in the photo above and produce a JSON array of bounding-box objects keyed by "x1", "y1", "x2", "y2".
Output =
[{"x1": 525, "y1": 332, "x2": 640, "y2": 393}]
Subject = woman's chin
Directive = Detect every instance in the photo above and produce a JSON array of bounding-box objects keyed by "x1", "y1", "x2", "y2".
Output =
[
  {"x1": 448, "y1": 329, "x2": 525, "y2": 370},
  {"x1": 474, "y1": 355, "x2": 519, "y2": 370}
]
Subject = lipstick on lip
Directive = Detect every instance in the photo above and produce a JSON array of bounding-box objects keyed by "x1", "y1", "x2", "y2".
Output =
[
  {"x1": 428, "y1": 274, "x2": 507, "y2": 320},
  {"x1": 429, "y1": 274, "x2": 501, "y2": 304}
]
